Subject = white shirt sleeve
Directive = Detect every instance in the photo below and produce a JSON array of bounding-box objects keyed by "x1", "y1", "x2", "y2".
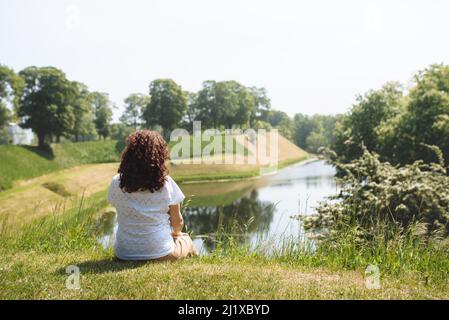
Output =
[
  {"x1": 166, "y1": 176, "x2": 185, "y2": 206},
  {"x1": 108, "y1": 174, "x2": 123, "y2": 207}
]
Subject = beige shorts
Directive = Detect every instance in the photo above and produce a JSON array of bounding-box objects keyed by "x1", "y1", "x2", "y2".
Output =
[{"x1": 157, "y1": 233, "x2": 198, "y2": 261}]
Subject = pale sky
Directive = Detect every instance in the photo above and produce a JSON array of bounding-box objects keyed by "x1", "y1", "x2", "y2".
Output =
[{"x1": 1, "y1": 0, "x2": 448, "y2": 120}]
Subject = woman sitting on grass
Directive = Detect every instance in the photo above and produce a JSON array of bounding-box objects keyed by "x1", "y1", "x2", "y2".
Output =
[{"x1": 108, "y1": 130, "x2": 197, "y2": 261}]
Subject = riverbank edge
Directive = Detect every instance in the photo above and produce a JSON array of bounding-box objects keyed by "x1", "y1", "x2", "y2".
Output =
[{"x1": 174, "y1": 154, "x2": 314, "y2": 185}]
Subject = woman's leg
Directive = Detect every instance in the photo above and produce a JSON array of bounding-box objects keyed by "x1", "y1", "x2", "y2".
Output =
[
  {"x1": 172, "y1": 233, "x2": 198, "y2": 258},
  {"x1": 157, "y1": 234, "x2": 198, "y2": 261}
]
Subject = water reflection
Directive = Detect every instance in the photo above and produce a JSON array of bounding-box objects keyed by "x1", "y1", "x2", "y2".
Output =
[
  {"x1": 183, "y1": 189, "x2": 275, "y2": 251},
  {"x1": 96, "y1": 210, "x2": 117, "y2": 248}
]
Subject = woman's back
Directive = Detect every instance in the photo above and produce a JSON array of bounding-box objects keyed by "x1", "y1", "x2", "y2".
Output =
[{"x1": 108, "y1": 174, "x2": 184, "y2": 260}]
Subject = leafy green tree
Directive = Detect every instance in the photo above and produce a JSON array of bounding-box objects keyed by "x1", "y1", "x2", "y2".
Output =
[
  {"x1": 110, "y1": 122, "x2": 133, "y2": 153},
  {"x1": 252, "y1": 120, "x2": 272, "y2": 131},
  {"x1": 305, "y1": 131, "x2": 327, "y2": 152},
  {"x1": 193, "y1": 80, "x2": 219, "y2": 128},
  {"x1": 110, "y1": 122, "x2": 133, "y2": 141},
  {"x1": 249, "y1": 87, "x2": 271, "y2": 126},
  {"x1": 293, "y1": 113, "x2": 341, "y2": 153},
  {"x1": 216, "y1": 81, "x2": 254, "y2": 128},
  {"x1": 18, "y1": 67, "x2": 76, "y2": 147},
  {"x1": 0, "y1": 65, "x2": 24, "y2": 127},
  {"x1": 142, "y1": 79, "x2": 187, "y2": 138},
  {"x1": 331, "y1": 82, "x2": 403, "y2": 162},
  {"x1": 403, "y1": 64, "x2": 449, "y2": 165},
  {"x1": 184, "y1": 91, "x2": 199, "y2": 128},
  {"x1": 266, "y1": 110, "x2": 293, "y2": 140},
  {"x1": 120, "y1": 93, "x2": 150, "y2": 130},
  {"x1": 293, "y1": 113, "x2": 317, "y2": 149},
  {"x1": 71, "y1": 82, "x2": 97, "y2": 141},
  {"x1": 0, "y1": 104, "x2": 10, "y2": 129},
  {"x1": 375, "y1": 65, "x2": 449, "y2": 166},
  {"x1": 193, "y1": 80, "x2": 255, "y2": 129},
  {"x1": 266, "y1": 110, "x2": 289, "y2": 127},
  {"x1": 434, "y1": 115, "x2": 449, "y2": 154},
  {"x1": 91, "y1": 92, "x2": 113, "y2": 140}
]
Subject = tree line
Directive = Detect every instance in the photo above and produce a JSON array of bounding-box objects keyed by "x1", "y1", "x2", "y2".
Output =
[
  {"x1": 122, "y1": 79, "x2": 272, "y2": 138},
  {"x1": 331, "y1": 64, "x2": 449, "y2": 168},
  {"x1": 1, "y1": 63, "x2": 340, "y2": 152},
  {"x1": 1, "y1": 65, "x2": 114, "y2": 147},
  {"x1": 0, "y1": 65, "x2": 277, "y2": 147}
]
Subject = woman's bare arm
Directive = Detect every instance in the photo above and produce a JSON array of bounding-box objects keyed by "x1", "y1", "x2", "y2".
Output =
[{"x1": 169, "y1": 203, "x2": 184, "y2": 236}]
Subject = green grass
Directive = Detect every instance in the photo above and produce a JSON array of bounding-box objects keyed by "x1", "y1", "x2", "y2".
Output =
[
  {"x1": 172, "y1": 156, "x2": 309, "y2": 184},
  {"x1": 188, "y1": 186, "x2": 253, "y2": 207},
  {"x1": 173, "y1": 169, "x2": 261, "y2": 184},
  {"x1": 0, "y1": 190, "x2": 108, "y2": 252},
  {"x1": 0, "y1": 141, "x2": 119, "y2": 190},
  {"x1": 168, "y1": 134, "x2": 249, "y2": 159},
  {"x1": 1, "y1": 192, "x2": 449, "y2": 299},
  {"x1": 42, "y1": 182, "x2": 74, "y2": 197}
]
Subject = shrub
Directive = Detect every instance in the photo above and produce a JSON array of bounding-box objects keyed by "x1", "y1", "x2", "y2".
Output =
[{"x1": 304, "y1": 146, "x2": 449, "y2": 241}]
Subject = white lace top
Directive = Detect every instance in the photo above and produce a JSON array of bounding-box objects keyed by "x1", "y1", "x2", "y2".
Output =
[{"x1": 107, "y1": 174, "x2": 185, "y2": 260}]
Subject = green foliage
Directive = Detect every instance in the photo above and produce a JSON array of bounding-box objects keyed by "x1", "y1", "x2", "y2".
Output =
[
  {"x1": 249, "y1": 87, "x2": 271, "y2": 126},
  {"x1": 121, "y1": 93, "x2": 149, "y2": 130},
  {"x1": 0, "y1": 64, "x2": 24, "y2": 123},
  {"x1": 304, "y1": 147, "x2": 449, "y2": 241},
  {"x1": 252, "y1": 120, "x2": 272, "y2": 131},
  {"x1": 189, "y1": 81, "x2": 269, "y2": 130},
  {"x1": 91, "y1": 92, "x2": 113, "y2": 140},
  {"x1": 110, "y1": 122, "x2": 134, "y2": 153},
  {"x1": 390, "y1": 64, "x2": 449, "y2": 165},
  {"x1": 293, "y1": 113, "x2": 340, "y2": 153},
  {"x1": 0, "y1": 104, "x2": 11, "y2": 129},
  {"x1": 18, "y1": 67, "x2": 77, "y2": 147},
  {"x1": 1, "y1": 64, "x2": 114, "y2": 144},
  {"x1": 305, "y1": 131, "x2": 327, "y2": 152},
  {"x1": 331, "y1": 82, "x2": 403, "y2": 163},
  {"x1": 334, "y1": 65, "x2": 449, "y2": 167},
  {"x1": 71, "y1": 82, "x2": 97, "y2": 142},
  {"x1": 298, "y1": 147, "x2": 449, "y2": 283},
  {"x1": 0, "y1": 126, "x2": 11, "y2": 144},
  {"x1": 143, "y1": 79, "x2": 187, "y2": 138},
  {"x1": 266, "y1": 110, "x2": 293, "y2": 140},
  {"x1": 266, "y1": 110, "x2": 289, "y2": 127}
]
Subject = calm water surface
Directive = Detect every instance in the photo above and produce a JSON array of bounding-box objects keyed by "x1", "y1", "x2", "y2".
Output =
[{"x1": 99, "y1": 160, "x2": 337, "y2": 254}]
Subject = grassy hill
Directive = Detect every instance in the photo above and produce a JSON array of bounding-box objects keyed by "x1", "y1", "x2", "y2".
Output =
[
  {"x1": 0, "y1": 134, "x2": 303, "y2": 191},
  {"x1": 0, "y1": 141, "x2": 119, "y2": 191}
]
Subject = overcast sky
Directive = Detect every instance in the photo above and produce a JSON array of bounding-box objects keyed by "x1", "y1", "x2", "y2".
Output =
[{"x1": 1, "y1": 0, "x2": 448, "y2": 120}]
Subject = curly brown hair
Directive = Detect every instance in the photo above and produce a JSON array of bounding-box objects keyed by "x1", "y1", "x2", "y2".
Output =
[{"x1": 118, "y1": 130, "x2": 169, "y2": 193}]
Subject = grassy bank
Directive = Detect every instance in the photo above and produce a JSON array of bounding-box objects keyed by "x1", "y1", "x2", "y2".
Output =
[
  {"x1": 1, "y1": 193, "x2": 449, "y2": 299},
  {"x1": 0, "y1": 134, "x2": 305, "y2": 191},
  {"x1": 0, "y1": 141, "x2": 119, "y2": 190},
  {"x1": 3, "y1": 249, "x2": 448, "y2": 299},
  {"x1": 0, "y1": 137, "x2": 237, "y2": 190}
]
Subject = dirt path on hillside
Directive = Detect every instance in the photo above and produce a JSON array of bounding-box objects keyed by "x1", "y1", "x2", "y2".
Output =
[{"x1": 0, "y1": 163, "x2": 118, "y2": 225}]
